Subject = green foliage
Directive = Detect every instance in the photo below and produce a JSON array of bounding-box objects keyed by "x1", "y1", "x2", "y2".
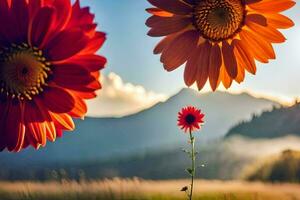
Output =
[
  {"x1": 226, "y1": 103, "x2": 300, "y2": 138},
  {"x1": 244, "y1": 149, "x2": 300, "y2": 182}
]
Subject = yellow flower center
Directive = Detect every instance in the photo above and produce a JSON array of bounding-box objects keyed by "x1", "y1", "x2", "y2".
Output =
[
  {"x1": 193, "y1": 0, "x2": 245, "y2": 42},
  {"x1": 0, "y1": 43, "x2": 51, "y2": 100}
]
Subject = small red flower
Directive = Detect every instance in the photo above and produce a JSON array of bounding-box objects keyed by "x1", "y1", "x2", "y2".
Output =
[
  {"x1": 178, "y1": 106, "x2": 204, "y2": 133},
  {"x1": 0, "y1": 0, "x2": 106, "y2": 152}
]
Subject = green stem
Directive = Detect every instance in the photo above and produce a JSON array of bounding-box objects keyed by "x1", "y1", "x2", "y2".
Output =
[{"x1": 189, "y1": 129, "x2": 195, "y2": 200}]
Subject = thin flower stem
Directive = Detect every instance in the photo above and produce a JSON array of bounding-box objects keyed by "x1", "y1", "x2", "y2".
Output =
[{"x1": 189, "y1": 129, "x2": 195, "y2": 200}]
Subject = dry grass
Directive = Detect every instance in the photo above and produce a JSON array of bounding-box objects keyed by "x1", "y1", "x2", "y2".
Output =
[{"x1": 0, "y1": 178, "x2": 300, "y2": 200}]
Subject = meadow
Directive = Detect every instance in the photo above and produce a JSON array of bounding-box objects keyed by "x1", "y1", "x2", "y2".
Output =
[{"x1": 0, "y1": 179, "x2": 299, "y2": 200}]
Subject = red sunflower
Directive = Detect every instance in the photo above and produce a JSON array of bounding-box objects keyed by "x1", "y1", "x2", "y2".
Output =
[
  {"x1": 0, "y1": 0, "x2": 106, "y2": 152},
  {"x1": 178, "y1": 106, "x2": 204, "y2": 133},
  {"x1": 146, "y1": 0, "x2": 295, "y2": 91}
]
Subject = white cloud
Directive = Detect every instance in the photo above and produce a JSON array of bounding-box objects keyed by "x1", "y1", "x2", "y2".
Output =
[{"x1": 86, "y1": 73, "x2": 168, "y2": 117}]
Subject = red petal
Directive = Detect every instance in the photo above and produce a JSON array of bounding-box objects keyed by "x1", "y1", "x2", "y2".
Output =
[
  {"x1": 30, "y1": 7, "x2": 56, "y2": 48},
  {"x1": 45, "y1": 29, "x2": 89, "y2": 61},
  {"x1": 66, "y1": 55, "x2": 107, "y2": 72},
  {"x1": 52, "y1": 63, "x2": 96, "y2": 88},
  {"x1": 11, "y1": 0, "x2": 29, "y2": 41},
  {"x1": 28, "y1": 0, "x2": 41, "y2": 19},
  {"x1": 3, "y1": 101, "x2": 26, "y2": 152},
  {"x1": 38, "y1": 86, "x2": 75, "y2": 113},
  {"x1": 80, "y1": 32, "x2": 106, "y2": 55},
  {"x1": 67, "y1": 0, "x2": 95, "y2": 33},
  {"x1": 68, "y1": 94, "x2": 87, "y2": 118},
  {"x1": 0, "y1": 0, "x2": 18, "y2": 44},
  {"x1": 24, "y1": 101, "x2": 50, "y2": 147},
  {"x1": 44, "y1": 0, "x2": 72, "y2": 31}
]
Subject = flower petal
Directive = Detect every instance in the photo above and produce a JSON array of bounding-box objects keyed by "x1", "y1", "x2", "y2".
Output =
[
  {"x1": 66, "y1": 55, "x2": 107, "y2": 72},
  {"x1": 233, "y1": 39, "x2": 257, "y2": 74},
  {"x1": 38, "y1": 86, "x2": 75, "y2": 114},
  {"x1": 249, "y1": 0, "x2": 295, "y2": 13},
  {"x1": 45, "y1": 29, "x2": 89, "y2": 61},
  {"x1": 68, "y1": 94, "x2": 87, "y2": 118},
  {"x1": 147, "y1": 15, "x2": 191, "y2": 37},
  {"x1": 30, "y1": 7, "x2": 56, "y2": 47},
  {"x1": 44, "y1": 0, "x2": 72, "y2": 31},
  {"x1": 208, "y1": 44, "x2": 222, "y2": 91},
  {"x1": 50, "y1": 113, "x2": 75, "y2": 131},
  {"x1": 265, "y1": 13, "x2": 294, "y2": 29},
  {"x1": 51, "y1": 63, "x2": 97, "y2": 90},
  {"x1": 245, "y1": 14, "x2": 267, "y2": 26},
  {"x1": 146, "y1": 8, "x2": 173, "y2": 17},
  {"x1": 2, "y1": 101, "x2": 26, "y2": 152},
  {"x1": 11, "y1": 0, "x2": 29, "y2": 42},
  {"x1": 147, "y1": 0, "x2": 193, "y2": 15},
  {"x1": 161, "y1": 30, "x2": 199, "y2": 71},
  {"x1": 222, "y1": 41, "x2": 238, "y2": 79}
]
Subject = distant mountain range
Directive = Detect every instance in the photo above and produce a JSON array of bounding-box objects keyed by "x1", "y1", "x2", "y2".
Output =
[
  {"x1": 0, "y1": 88, "x2": 279, "y2": 180},
  {"x1": 226, "y1": 103, "x2": 300, "y2": 138}
]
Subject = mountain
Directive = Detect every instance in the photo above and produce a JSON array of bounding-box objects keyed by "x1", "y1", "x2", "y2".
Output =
[
  {"x1": 0, "y1": 89, "x2": 278, "y2": 167},
  {"x1": 226, "y1": 103, "x2": 300, "y2": 138}
]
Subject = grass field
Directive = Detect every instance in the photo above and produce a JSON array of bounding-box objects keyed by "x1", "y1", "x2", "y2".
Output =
[{"x1": 0, "y1": 179, "x2": 300, "y2": 200}]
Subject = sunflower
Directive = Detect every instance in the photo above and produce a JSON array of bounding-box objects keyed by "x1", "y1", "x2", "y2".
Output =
[
  {"x1": 178, "y1": 106, "x2": 204, "y2": 133},
  {"x1": 0, "y1": 0, "x2": 106, "y2": 152},
  {"x1": 146, "y1": 0, "x2": 295, "y2": 90}
]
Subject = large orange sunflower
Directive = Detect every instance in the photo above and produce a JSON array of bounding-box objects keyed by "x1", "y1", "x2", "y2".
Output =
[
  {"x1": 146, "y1": 0, "x2": 295, "y2": 90},
  {"x1": 0, "y1": 0, "x2": 106, "y2": 152}
]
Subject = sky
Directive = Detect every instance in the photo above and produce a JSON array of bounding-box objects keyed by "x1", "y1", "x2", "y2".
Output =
[{"x1": 79, "y1": 0, "x2": 300, "y2": 116}]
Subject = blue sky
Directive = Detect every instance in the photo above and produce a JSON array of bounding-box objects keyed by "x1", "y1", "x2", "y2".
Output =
[{"x1": 80, "y1": 0, "x2": 300, "y2": 102}]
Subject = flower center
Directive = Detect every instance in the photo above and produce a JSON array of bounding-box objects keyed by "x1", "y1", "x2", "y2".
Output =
[
  {"x1": 193, "y1": 0, "x2": 245, "y2": 42},
  {"x1": 185, "y1": 114, "x2": 196, "y2": 125},
  {"x1": 0, "y1": 43, "x2": 51, "y2": 100}
]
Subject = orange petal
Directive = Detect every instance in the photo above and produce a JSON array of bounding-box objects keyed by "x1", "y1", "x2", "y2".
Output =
[
  {"x1": 246, "y1": 20, "x2": 286, "y2": 43},
  {"x1": 147, "y1": 15, "x2": 191, "y2": 37},
  {"x1": 249, "y1": 0, "x2": 295, "y2": 13},
  {"x1": 239, "y1": 30, "x2": 273, "y2": 63},
  {"x1": 220, "y1": 66, "x2": 233, "y2": 89},
  {"x1": 245, "y1": 14, "x2": 267, "y2": 26},
  {"x1": 265, "y1": 13, "x2": 295, "y2": 29},
  {"x1": 235, "y1": 62, "x2": 246, "y2": 84},
  {"x1": 233, "y1": 39, "x2": 257, "y2": 75},
  {"x1": 196, "y1": 42, "x2": 211, "y2": 90},
  {"x1": 161, "y1": 30, "x2": 199, "y2": 71},
  {"x1": 222, "y1": 41, "x2": 238, "y2": 79},
  {"x1": 146, "y1": 8, "x2": 173, "y2": 17},
  {"x1": 50, "y1": 113, "x2": 75, "y2": 131},
  {"x1": 154, "y1": 34, "x2": 177, "y2": 54},
  {"x1": 245, "y1": 0, "x2": 262, "y2": 4},
  {"x1": 184, "y1": 45, "x2": 202, "y2": 86},
  {"x1": 147, "y1": 0, "x2": 193, "y2": 15},
  {"x1": 208, "y1": 44, "x2": 222, "y2": 91}
]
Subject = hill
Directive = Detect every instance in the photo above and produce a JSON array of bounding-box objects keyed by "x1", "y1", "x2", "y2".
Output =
[
  {"x1": 0, "y1": 89, "x2": 278, "y2": 180},
  {"x1": 226, "y1": 103, "x2": 300, "y2": 138},
  {"x1": 244, "y1": 149, "x2": 300, "y2": 183}
]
